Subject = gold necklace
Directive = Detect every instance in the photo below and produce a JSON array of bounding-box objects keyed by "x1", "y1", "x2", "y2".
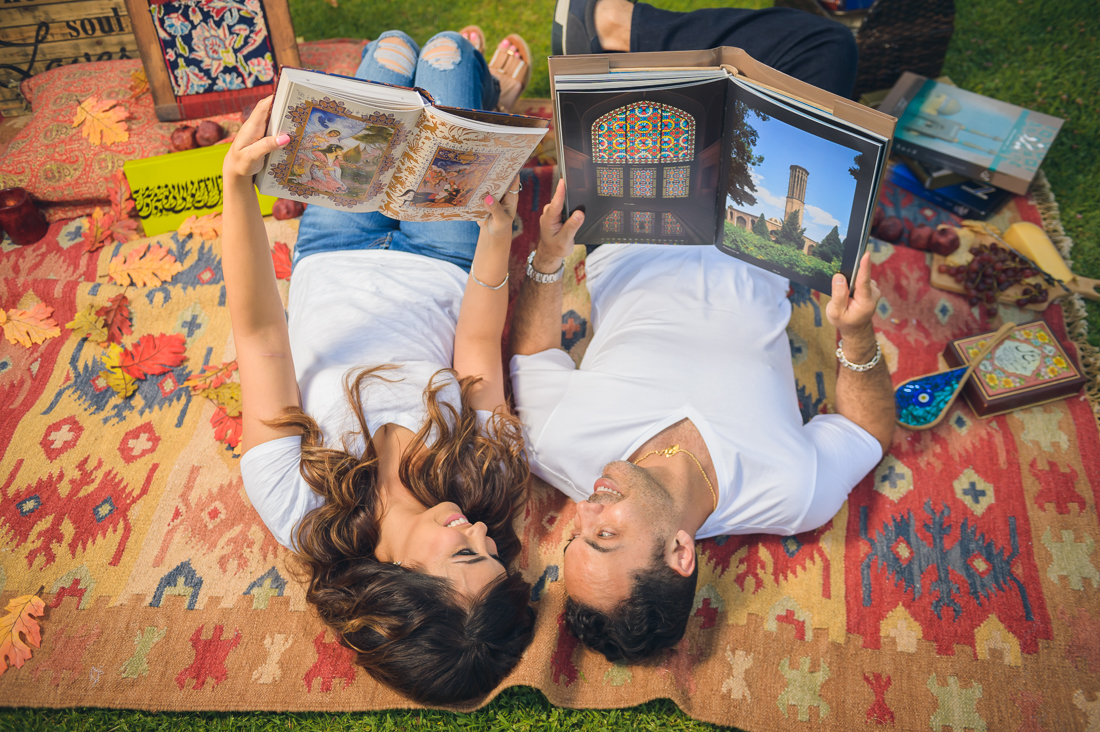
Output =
[{"x1": 632, "y1": 444, "x2": 718, "y2": 511}]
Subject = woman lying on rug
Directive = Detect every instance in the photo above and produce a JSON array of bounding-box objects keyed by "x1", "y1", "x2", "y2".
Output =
[{"x1": 220, "y1": 30, "x2": 535, "y2": 705}]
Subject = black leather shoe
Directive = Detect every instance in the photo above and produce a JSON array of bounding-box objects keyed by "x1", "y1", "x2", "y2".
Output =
[{"x1": 551, "y1": 0, "x2": 603, "y2": 56}]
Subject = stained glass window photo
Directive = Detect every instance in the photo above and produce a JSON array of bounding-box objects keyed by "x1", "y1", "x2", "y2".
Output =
[
  {"x1": 630, "y1": 168, "x2": 656, "y2": 198},
  {"x1": 597, "y1": 167, "x2": 623, "y2": 197},
  {"x1": 602, "y1": 210, "x2": 623, "y2": 232},
  {"x1": 663, "y1": 166, "x2": 690, "y2": 198},
  {"x1": 662, "y1": 212, "x2": 683, "y2": 236},
  {"x1": 592, "y1": 103, "x2": 695, "y2": 163},
  {"x1": 632, "y1": 211, "x2": 654, "y2": 234}
]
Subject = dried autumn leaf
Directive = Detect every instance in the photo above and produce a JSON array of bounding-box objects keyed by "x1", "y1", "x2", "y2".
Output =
[
  {"x1": 100, "y1": 343, "x2": 137, "y2": 398},
  {"x1": 204, "y1": 382, "x2": 241, "y2": 417},
  {"x1": 183, "y1": 360, "x2": 238, "y2": 393},
  {"x1": 177, "y1": 213, "x2": 222, "y2": 241},
  {"x1": 108, "y1": 244, "x2": 183, "y2": 287},
  {"x1": 130, "y1": 69, "x2": 149, "y2": 98},
  {"x1": 118, "y1": 333, "x2": 187, "y2": 379},
  {"x1": 0, "y1": 593, "x2": 45, "y2": 675},
  {"x1": 81, "y1": 207, "x2": 116, "y2": 253},
  {"x1": 95, "y1": 294, "x2": 133, "y2": 346},
  {"x1": 72, "y1": 96, "x2": 130, "y2": 146},
  {"x1": 108, "y1": 170, "x2": 137, "y2": 220},
  {"x1": 1, "y1": 303, "x2": 61, "y2": 347},
  {"x1": 66, "y1": 305, "x2": 108, "y2": 344},
  {"x1": 211, "y1": 404, "x2": 242, "y2": 449},
  {"x1": 271, "y1": 241, "x2": 292, "y2": 280}
]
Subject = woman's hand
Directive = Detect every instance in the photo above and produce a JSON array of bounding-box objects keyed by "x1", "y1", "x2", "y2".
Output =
[
  {"x1": 538, "y1": 179, "x2": 584, "y2": 260},
  {"x1": 479, "y1": 173, "x2": 521, "y2": 240},
  {"x1": 223, "y1": 96, "x2": 289, "y2": 181}
]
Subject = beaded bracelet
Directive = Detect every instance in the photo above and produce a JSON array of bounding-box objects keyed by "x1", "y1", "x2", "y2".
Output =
[{"x1": 836, "y1": 340, "x2": 882, "y2": 372}]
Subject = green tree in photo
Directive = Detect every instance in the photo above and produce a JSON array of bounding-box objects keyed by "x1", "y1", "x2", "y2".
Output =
[
  {"x1": 813, "y1": 225, "x2": 844, "y2": 263},
  {"x1": 726, "y1": 100, "x2": 768, "y2": 208},
  {"x1": 774, "y1": 210, "x2": 807, "y2": 250},
  {"x1": 751, "y1": 212, "x2": 771, "y2": 240}
]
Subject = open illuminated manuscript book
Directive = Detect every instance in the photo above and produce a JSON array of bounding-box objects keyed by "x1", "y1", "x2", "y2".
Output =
[
  {"x1": 256, "y1": 68, "x2": 549, "y2": 221},
  {"x1": 550, "y1": 48, "x2": 897, "y2": 293}
]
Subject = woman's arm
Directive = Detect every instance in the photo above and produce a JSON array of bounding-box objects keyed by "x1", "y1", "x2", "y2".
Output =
[
  {"x1": 452, "y1": 179, "x2": 521, "y2": 412},
  {"x1": 221, "y1": 96, "x2": 302, "y2": 453}
]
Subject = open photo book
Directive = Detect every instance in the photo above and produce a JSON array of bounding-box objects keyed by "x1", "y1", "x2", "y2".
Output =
[
  {"x1": 256, "y1": 68, "x2": 549, "y2": 221},
  {"x1": 550, "y1": 48, "x2": 898, "y2": 293}
]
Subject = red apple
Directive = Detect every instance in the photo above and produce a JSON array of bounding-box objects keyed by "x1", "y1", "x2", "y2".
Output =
[
  {"x1": 170, "y1": 125, "x2": 197, "y2": 152},
  {"x1": 272, "y1": 199, "x2": 306, "y2": 220},
  {"x1": 195, "y1": 120, "x2": 225, "y2": 147}
]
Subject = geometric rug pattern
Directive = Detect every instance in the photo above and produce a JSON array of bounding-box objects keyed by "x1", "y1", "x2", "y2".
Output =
[{"x1": 1, "y1": 162, "x2": 1098, "y2": 730}]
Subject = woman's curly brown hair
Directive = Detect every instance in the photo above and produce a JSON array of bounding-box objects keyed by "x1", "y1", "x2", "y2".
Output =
[{"x1": 268, "y1": 366, "x2": 534, "y2": 704}]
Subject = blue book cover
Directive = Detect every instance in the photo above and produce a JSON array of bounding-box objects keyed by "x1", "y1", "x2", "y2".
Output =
[{"x1": 889, "y1": 161, "x2": 1013, "y2": 220}]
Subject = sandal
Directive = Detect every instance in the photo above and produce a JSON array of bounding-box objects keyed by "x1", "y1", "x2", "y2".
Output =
[
  {"x1": 488, "y1": 33, "x2": 532, "y2": 113},
  {"x1": 459, "y1": 25, "x2": 486, "y2": 55}
]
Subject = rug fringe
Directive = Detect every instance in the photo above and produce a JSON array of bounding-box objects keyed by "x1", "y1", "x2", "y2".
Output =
[{"x1": 1030, "y1": 169, "x2": 1100, "y2": 425}]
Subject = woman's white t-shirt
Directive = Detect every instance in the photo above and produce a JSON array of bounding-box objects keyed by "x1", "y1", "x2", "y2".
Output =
[{"x1": 239, "y1": 250, "x2": 471, "y2": 549}]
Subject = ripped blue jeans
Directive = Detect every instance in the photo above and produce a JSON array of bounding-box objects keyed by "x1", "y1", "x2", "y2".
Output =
[{"x1": 293, "y1": 30, "x2": 500, "y2": 272}]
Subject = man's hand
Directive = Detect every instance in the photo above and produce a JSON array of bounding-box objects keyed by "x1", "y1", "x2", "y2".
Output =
[
  {"x1": 825, "y1": 252, "x2": 880, "y2": 337},
  {"x1": 223, "y1": 96, "x2": 288, "y2": 181},
  {"x1": 537, "y1": 179, "x2": 585, "y2": 261}
]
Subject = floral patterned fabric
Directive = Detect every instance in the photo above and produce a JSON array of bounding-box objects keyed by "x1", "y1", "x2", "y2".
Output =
[
  {"x1": 150, "y1": 0, "x2": 276, "y2": 96},
  {"x1": 0, "y1": 41, "x2": 367, "y2": 215}
]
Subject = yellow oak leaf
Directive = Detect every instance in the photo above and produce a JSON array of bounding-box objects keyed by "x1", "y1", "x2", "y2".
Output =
[
  {"x1": 1, "y1": 303, "x2": 61, "y2": 347},
  {"x1": 0, "y1": 593, "x2": 46, "y2": 675},
  {"x1": 204, "y1": 382, "x2": 242, "y2": 417},
  {"x1": 100, "y1": 343, "x2": 137, "y2": 398},
  {"x1": 107, "y1": 243, "x2": 183, "y2": 287},
  {"x1": 72, "y1": 96, "x2": 130, "y2": 146},
  {"x1": 130, "y1": 69, "x2": 149, "y2": 98},
  {"x1": 177, "y1": 213, "x2": 222, "y2": 241},
  {"x1": 66, "y1": 305, "x2": 108, "y2": 345}
]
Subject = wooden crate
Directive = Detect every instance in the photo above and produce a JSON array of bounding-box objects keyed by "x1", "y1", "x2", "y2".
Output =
[{"x1": 0, "y1": 0, "x2": 137, "y2": 116}]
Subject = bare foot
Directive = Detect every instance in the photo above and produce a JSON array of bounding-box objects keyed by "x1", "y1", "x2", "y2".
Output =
[
  {"x1": 488, "y1": 35, "x2": 531, "y2": 112},
  {"x1": 459, "y1": 25, "x2": 485, "y2": 55}
]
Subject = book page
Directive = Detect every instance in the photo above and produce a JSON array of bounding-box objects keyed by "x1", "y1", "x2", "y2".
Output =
[
  {"x1": 717, "y1": 76, "x2": 885, "y2": 294},
  {"x1": 256, "y1": 77, "x2": 425, "y2": 213},
  {"x1": 380, "y1": 106, "x2": 546, "y2": 222},
  {"x1": 555, "y1": 78, "x2": 729, "y2": 247}
]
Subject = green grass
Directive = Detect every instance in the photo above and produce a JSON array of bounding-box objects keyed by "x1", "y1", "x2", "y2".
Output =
[
  {"x1": 4, "y1": 1, "x2": 1095, "y2": 729},
  {"x1": 724, "y1": 221, "x2": 841, "y2": 280}
]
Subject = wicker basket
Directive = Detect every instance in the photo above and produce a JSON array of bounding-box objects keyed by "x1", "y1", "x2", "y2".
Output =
[{"x1": 775, "y1": 0, "x2": 956, "y2": 99}]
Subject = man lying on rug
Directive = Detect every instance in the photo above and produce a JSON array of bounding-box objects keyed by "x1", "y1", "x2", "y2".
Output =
[
  {"x1": 224, "y1": 29, "x2": 538, "y2": 704},
  {"x1": 507, "y1": 0, "x2": 895, "y2": 663}
]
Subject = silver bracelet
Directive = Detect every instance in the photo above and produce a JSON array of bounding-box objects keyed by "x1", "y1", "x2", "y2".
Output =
[
  {"x1": 471, "y1": 271, "x2": 509, "y2": 290},
  {"x1": 526, "y1": 250, "x2": 564, "y2": 284},
  {"x1": 836, "y1": 339, "x2": 882, "y2": 372}
]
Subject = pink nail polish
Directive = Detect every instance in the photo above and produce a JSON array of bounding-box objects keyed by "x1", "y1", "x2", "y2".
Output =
[
  {"x1": 276, "y1": 133, "x2": 290, "y2": 145},
  {"x1": 485, "y1": 195, "x2": 494, "y2": 205}
]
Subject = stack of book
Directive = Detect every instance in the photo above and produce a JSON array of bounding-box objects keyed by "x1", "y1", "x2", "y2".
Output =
[{"x1": 878, "y1": 73, "x2": 1063, "y2": 220}]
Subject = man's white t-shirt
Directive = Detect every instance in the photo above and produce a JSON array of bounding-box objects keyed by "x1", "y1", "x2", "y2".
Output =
[
  {"x1": 509, "y1": 245, "x2": 882, "y2": 538},
  {"x1": 239, "y1": 250, "x2": 471, "y2": 549}
]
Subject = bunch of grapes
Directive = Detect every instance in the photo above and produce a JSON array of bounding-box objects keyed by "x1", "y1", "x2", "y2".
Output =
[{"x1": 937, "y1": 242, "x2": 1050, "y2": 317}]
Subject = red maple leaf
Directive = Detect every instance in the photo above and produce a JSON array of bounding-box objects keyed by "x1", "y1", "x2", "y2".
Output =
[
  {"x1": 271, "y1": 242, "x2": 292, "y2": 280},
  {"x1": 81, "y1": 207, "x2": 116, "y2": 253},
  {"x1": 108, "y1": 170, "x2": 136, "y2": 220},
  {"x1": 211, "y1": 405, "x2": 242, "y2": 449},
  {"x1": 118, "y1": 333, "x2": 187, "y2": 379},
  {"x1": 95, "y1": 294, "x2": 133, "y2": 345}
]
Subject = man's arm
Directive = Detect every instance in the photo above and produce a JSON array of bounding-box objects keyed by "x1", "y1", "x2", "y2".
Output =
[
  {"x1": 509, "y1": 179, "x2": 585, "y2": 358},
  {"x1": 825, "y1": 252, "x2": 896, "y2": 453}
]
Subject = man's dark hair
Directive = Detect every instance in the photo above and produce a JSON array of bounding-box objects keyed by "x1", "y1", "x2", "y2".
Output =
[{"x1": 564, "y1": 542, "x2": 698, "y2": 662}]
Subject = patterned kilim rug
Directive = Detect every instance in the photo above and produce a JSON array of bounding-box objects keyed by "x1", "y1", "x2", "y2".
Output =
[{"x1": 1, "y1": 155, "x2": 1099, "y2": 729}]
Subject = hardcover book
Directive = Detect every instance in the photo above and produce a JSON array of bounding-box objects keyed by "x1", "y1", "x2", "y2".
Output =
[
  {"x1": 889, "y1": 161, "x2": 1013, "y2": 220},
  {"x1": 549, "y1": 48, "x2": 896, "y2": 294},
  {"x1": 124, "y1": 144, "x2": 277, "y2": 236},
  {"x1": 255, "y1": 68, "x2": 549, "y2": 222},
  {"x1": 943, "y1": 320, "x2": 1086, "y2": 418},
  {"x1": 880, "y1": 72, "x2": 1063, "y2": 196}
]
